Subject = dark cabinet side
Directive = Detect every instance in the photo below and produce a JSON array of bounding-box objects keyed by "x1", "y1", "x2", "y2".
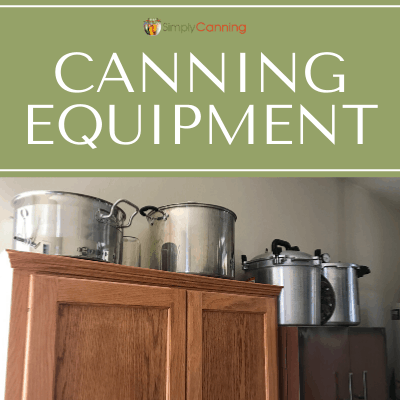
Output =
[
  {"x1": 279, "y1": 326, "x2": 388, "y2": 400},
  {"x1": 348, "y1": 327, "x2": 388, "y2": 400}
]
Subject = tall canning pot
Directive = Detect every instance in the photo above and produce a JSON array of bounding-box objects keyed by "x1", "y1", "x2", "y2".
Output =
[
  {"x1": 12, "y1": 191, "x2": 140, "y2": 264},
  {"x1": 242, "y1": 239, "x2": 331, "y2": 326},
  {"x1": 321, "y1": 262, "x2": 370, "y2": 326},
  {"x1": 139, "y1": 202, "x2": 237, "y2": 278}
]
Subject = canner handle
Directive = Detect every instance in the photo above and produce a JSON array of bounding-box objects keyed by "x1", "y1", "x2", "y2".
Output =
[
  {"x1": 357, "y1": 266, "x2": 371, "y2": 278},
  {"x1": 271, "y1": 239, "x2": 299, "y2": 255}
]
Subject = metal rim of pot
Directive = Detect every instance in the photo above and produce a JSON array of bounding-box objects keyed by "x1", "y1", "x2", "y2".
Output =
[
  {"x1": 321, "y1": 262, "x2": 371, "y2": 278},
  {"x1": 12, "y1": 190, "x2": 140, "y2": 230},
  {"x1": 139, "y1": 201, "x2": 237, "y2": 225}
]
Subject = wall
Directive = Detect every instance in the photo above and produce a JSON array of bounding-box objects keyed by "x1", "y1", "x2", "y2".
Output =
[
  {"x1": 0, "y1": 176, "x2": 399, "y2": 381},
  {"x1": 341, "y1": 179, "x2": 400, "y2": 385}
]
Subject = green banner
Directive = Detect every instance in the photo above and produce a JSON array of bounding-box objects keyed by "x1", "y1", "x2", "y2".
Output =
[{"x1": 0, "y1": 4, "x2": 399, "y2": 176}]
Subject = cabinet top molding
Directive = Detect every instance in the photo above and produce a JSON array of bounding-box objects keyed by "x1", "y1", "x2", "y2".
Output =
[{"x1": 4, "y1": 250, "x2": 282, "y2": 297}]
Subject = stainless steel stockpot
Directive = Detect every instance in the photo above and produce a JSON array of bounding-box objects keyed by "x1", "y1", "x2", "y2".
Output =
[
  {"x1": 242, "y1": 239, "x2": 330, "y2": 326},
  {"x1": 140, "y1": 202, "x2": 237, "y2": 278},
  {"x1": 12, "y1": 191, "x2": 139, "y2": 264},
  {"x1": 321, "y1": 262, "x2": 370, "y2": 326}
]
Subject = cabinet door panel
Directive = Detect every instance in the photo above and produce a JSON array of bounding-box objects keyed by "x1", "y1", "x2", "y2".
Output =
[
  {"x1": 278, "y1": 327, "x2": 300, "y2": 400},
  {"x1": 349, "y1": 328, "x2": 388, "y2": 400},
  {"x1": 21, "y1": 275, "x2": 186, "y2": 400},
  {"x1": 54, "y1": 304, "x2": 169, "y2": 400},
  {"x1": 187, "y1": 291, "x2": 279, "y2": 400},
  {"x1": 298, "y1": 327, "x2": 351, "y2": 400}
]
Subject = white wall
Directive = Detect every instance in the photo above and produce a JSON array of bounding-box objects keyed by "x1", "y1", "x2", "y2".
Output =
[
  {"x1": 0, "y1": 177, "x2": 398, "y2": 380},
  {"x1": 341, "y1": 179, "x2": 400, "y2": 383}
]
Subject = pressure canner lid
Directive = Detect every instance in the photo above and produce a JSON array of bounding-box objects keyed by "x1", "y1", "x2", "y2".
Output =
[
  {"x1": 242, "y1": 239, "x2": 329, "y2": 269},
  {"x1": 321, "y1": 262, "x2": 371, "y2": 277}
]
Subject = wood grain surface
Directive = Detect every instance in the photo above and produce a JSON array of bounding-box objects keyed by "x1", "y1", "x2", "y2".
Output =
[
  {"x1": 57, "y1": 277, "x2": 179, "y2": 307},
  {"x1": 187, "y1": 291, "x2": 280, "y2": 400},
  {"x1": 12, "y1": 274, "x2": 186, "y2": 400},
  {"x1": 6, "y1": 250, "x2": 282, "y2": 298},
  {"x1": 4, "y1": 270, "x2": 30, "y2": 400},
  {"x1": 278, "y1": 327, "x2": 300, "y2": 400},
  {"x1": 24, "y1": 275, "x2": 59, "y2": 400},
  {"x1": 264, "y1": 296, "x2": 279, "y2": 400},
  {"x1": 203, "y1": 311, "x2": 266, "y2": 400},
  {"x1": 4, "y1": 252, "x2": 280, "y2": 400},
  {"x1": 286, "y1": 328, "x2": 300, "y2": 400},
  {"x1": 201, "y1": 292, "x2": 270, "y2": 313},
  {"x1": 54, "y1": 304, "x2": 168, "y2": 400},
  {"x1": 278, "y1": 328, "x2": 288, "y2": 400},
  {"x1": 187, "y1": 291, "x2": 203, "y2": 400}
]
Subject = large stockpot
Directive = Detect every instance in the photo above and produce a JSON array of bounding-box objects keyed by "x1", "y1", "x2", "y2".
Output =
[
  {"x1": 242, "y1": 239, "x2": 331, "y2": 326},
  {"x1": 321, "y1": 262, "x2": 370, "y2": 326},
  {"x1": 12, "y1": 191, "x2": 139, "y2": 264},
  {"x1": 140, "y1": 202, "x2": 237, "y2": 278}
]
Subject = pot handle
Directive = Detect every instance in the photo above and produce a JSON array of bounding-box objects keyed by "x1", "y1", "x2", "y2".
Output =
[
  {"x1": 139, "y1": 205, "x2": 160, "y2": 217},
  {"x1": 357, "y1": 265, "x2": 371, "y2": 278},
  {"x1": 139, "y1": 205, "x2": 169, "y2": 225},
  {"x1": 271, "y1": 239, "x2": 299, "y2": 255},
  {"x1": 101, "y1": 199, "x2": 140, "y2": 229}
]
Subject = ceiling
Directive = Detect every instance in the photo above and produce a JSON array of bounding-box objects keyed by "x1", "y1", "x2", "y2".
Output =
[{"x1": 347, "y1": 178, "x2": 400, "y2": 209}]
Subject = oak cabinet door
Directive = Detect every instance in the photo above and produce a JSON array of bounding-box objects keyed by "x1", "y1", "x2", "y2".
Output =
[
  {"x1": 21, "y1": 275, "x2": 186, "y2": 400},
  {"x1": 187, "y1": 291, "x2": 279, "y2": 400}
]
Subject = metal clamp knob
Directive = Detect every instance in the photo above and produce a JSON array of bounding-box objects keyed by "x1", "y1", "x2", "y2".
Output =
[{"x1": 14, "y1": 235, "x2": 41, "y2": 249}]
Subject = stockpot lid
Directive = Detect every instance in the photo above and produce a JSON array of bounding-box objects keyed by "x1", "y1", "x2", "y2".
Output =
[
  {"x1": 322, "y1": 262, "x2": 371, "y2": 277},
  {"x1": 11, "y1": 190, "x2": 127, "y2": 220},
  {"x1": 157, "y1": 201, "x2": 237, "y2": 221}
]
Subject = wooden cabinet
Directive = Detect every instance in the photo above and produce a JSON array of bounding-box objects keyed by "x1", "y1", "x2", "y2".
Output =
[
  {"x1": 279, "y1": 326, "x2": 389, "y2": 400},
  {"x1": 3, "y1": 250, "x2": 281, "y2": 400},
  {"x1": 22, "y1": 276, "x2": 186, "y2": 400},
  {"x1": 187, "y1": 291, "x2": 279, "y2": 400}
]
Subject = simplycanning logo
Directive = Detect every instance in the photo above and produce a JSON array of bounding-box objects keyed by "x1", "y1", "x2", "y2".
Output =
[
  {"x1": 143, "y1": 18, "x2": 246, "y2": 35},
  {"x1": 164, "y1": 22, "x2": 246, "y2": 34},
  {"x1": 144, "y1": 18, "x2": 162, "y2": 36}
]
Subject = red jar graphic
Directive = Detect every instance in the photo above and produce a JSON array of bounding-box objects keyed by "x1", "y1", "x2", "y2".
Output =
[{"x1": 144, "y1": 18, "x2": 161, "y2": 36}]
